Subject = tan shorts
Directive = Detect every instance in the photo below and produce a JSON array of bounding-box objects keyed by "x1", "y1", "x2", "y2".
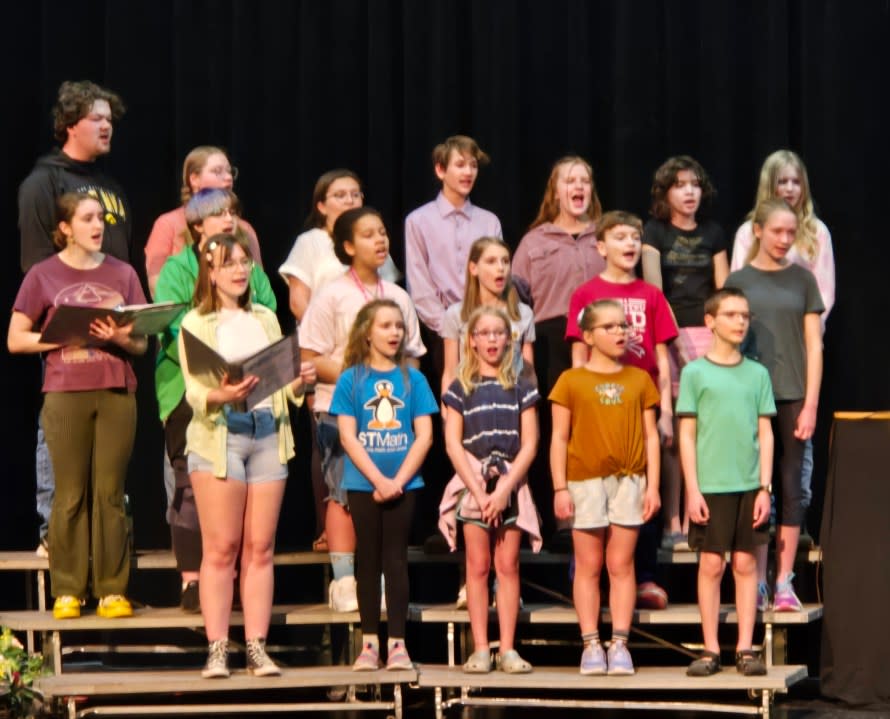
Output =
[{"x1": 568, "y1": 474, "x2": 647, "y2": 529}]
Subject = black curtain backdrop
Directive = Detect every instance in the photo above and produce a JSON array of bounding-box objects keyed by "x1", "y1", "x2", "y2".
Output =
[{"x1": 2, "y1": 1, "x2": 888, "y2": 585}]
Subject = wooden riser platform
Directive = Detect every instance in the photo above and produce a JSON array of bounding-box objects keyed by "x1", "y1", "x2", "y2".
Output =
[
  {"x1": 408, "y1": 602, "x2": 821, "y2": 670},
  {"x1": 0, "y1": 601, "x2": 821, "y2": 675},
  {"x1": 409, "y1": 602, "x2": 823, "y2": 625},
  {"x1": 418, "y1": 664, "x2": 808, "y2": 718},
  {"x1": 0, "y1": 544, "x2": 824, "y2": 571},
  {"x1": 37, "y1": 666, "x2": 415, "y2": 719},
  {"x1": 0, "y1": 603, "x2": 369, "y2": 673},
  {"x1": 34, "y1": 663, "x2": 807, "y2": 719}
]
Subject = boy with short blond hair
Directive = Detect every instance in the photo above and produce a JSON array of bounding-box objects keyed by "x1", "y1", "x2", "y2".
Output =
[{"x1": 678, "y1": 287, "x2": 775, "y2": 677}]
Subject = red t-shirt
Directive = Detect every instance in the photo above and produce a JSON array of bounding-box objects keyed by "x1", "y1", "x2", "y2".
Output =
[
  {"x1": 14, "y1": 255, "x2": 146, "y2": 393},
  {"x1": 565, "y1": 276, "x2": 678, "y2": 380}
]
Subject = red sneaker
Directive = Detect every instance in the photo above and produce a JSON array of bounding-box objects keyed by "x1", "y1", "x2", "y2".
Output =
[{"x1": 636, "y1": 581, "x2": 668, "y2": 609}]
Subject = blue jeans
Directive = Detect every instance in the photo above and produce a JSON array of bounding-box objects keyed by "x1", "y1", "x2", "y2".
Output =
[
  {"x1": 800, "y1": 437, "x2": 813, "y2": 512},
  {"x1": 315, "y1": 412, "x2": 347, "y2": 507},
  {"x1": 36, "y1": 417, "x2": 55, "y2": 540}
]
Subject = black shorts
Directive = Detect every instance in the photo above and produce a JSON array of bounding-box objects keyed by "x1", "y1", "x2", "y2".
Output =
[{"x1": 688, "y1": 489, "x2": 770, "y2": 555}]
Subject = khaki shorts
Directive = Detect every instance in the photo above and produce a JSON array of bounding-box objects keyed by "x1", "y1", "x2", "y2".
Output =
[{"x1": 568, "y1": 474, "x2": 646, "y2": 529}]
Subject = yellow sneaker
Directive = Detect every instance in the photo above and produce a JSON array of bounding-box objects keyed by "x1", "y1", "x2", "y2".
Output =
[
  {"x1": 97, "y1": 594, "x2": 133, "y2": 618},
  {"x1": 53, "y1": 595, "x2": 82, "y2": 619}
]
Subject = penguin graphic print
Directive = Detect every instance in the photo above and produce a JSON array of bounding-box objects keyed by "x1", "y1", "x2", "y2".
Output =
[{"x1": 364, "y1": 380, "x2": 405, "y2": 429}]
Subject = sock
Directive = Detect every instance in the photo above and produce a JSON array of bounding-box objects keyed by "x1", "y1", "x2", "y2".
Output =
[
  {"x1": 363, "y1": 634, "x2": 379, "y2": 651},
  {"x1": 388, "y1": 637, "x2": 404, "y2": 651},
  {"x1": 612, "y1": 630, "x2": 629, "y2": 645},
  {"x1": 330, "y1": 552, "x2": 354, "y2": 581},
  {"x1": 581, "y1": 631, "x2": 600, "y2": 646}
]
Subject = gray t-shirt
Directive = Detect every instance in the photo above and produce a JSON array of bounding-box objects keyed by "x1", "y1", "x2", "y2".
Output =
[
  {"x1": 725, "y1": 264, "x2": 824, "y2": 400},
  {"x1": 440, "y1": 301, "x2": 536, "y2": 379}
]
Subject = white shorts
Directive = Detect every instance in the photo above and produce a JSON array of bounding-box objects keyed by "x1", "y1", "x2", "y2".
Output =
[{"x1": 568, "y1": 474, "x2": 647, "y2": 529}]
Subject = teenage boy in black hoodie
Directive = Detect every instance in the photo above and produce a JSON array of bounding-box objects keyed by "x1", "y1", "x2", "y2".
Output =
[
  {"x1": 17, "y1": 80, "x2": 131, "y2": 555},
  {"x1": 19, "y1": 80, "x2": 130, "y2": 271}
]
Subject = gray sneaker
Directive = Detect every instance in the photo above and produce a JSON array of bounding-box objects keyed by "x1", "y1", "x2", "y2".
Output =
[
  {"x1": 580, "y1": 641, "x2": 607, "y2": 675},
  {"x1": 201, "y1": 639, "x2": 230, "y2": 679},
  {"x1": 606, "y1": 640, "x2": 635, "y2": 675},
  {"x1": 246, "y1": 637, "x2": 280, "y2": 677}
]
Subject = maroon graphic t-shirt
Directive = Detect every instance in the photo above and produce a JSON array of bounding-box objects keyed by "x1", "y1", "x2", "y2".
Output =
[{"x1": 14, "y1": 254, "x2": 146, "y2": 392}]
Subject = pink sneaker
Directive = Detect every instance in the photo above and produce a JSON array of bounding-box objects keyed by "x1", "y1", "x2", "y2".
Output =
[
  {"x1": 772, "y1": 574, "x2": 802, "y2": 612},
  {"x1": 352, "y1": 642, "x2": 381, "y2": 671},
  {"x1": 386, "y1": 641, "x2": 413, "y2": 671}
]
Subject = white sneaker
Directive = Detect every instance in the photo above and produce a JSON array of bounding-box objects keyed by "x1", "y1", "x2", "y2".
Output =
[
  {"x1": 455, "y1": 584, "x2": 467, "y2": 609},
  {"x1": 328, "y1": 576, "x2": 358, "y2": 612},
  {"x1": 36, "y1": 538, "x2": 49, "y2": 559}
]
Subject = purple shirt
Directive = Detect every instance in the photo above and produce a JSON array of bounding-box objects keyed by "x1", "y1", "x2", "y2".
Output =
[
  {"x1": 14, "y1": 254, "x2": 146, "y2": 393},
  {"x1": 404, "y1": 192, "x2": 501, "y2": 333},
  {"x1": 512, "y1": 222, "x2": 604, "y2": 323}
]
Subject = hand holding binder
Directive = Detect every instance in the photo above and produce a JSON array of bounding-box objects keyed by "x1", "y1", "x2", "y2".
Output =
[
  {"x1": 39, "y1": 301, "x2": 188, "y2": 346},
  {"x1": 181, "y1": 328, "x2": 301, "y2": 411}
]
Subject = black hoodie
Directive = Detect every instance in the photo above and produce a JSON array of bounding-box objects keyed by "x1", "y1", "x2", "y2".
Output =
[{"x1": 18, "y1": 150, "x2": 131, "y2": 273}]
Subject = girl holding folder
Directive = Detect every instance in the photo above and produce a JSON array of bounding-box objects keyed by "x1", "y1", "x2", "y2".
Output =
[
  {"x1": 178, "y1": 232, "x2": 315, "y2": 679},
  {"x1": 8, "y1": 192, "x2": 148, "y2": 620}
]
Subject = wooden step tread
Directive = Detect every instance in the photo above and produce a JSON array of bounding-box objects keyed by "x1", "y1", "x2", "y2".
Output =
[
  {"x1": 0, "y1": 545, "x2": 823, "y2": 572},
  {"x1": 410, "y1": 602, "x2": 823, "y2": 625},
  {"x1": 36, "y1": 666, "x2": 416, "y2": 698},
  {"x1": 416, "y1": 663, "x2": 807, "y2": 691},
  {"x1": 0, "y1": 601, "x2": 822, "y2": 632},
  {"x1": 0, "y1": 604, "x2": 345, "y2": 631},
  {"x1": 0, "y1": 550, "x2": 329, "y2": 571}
]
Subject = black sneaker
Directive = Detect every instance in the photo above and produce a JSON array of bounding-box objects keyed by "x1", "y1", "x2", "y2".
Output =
[
  {"x1": 736, "y1": 649, "x2": 767, "y2": 676},
  {"x1": 180, "y1": 581, "x2": 200, "y2": 613},
  {"x1": 687, "y1": 650, "x2": 721, "y2": 676}
]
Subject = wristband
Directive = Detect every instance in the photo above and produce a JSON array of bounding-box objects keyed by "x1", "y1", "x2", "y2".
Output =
[{"x1": 554, "y1": 487, "x2": 569, "y2": 493}]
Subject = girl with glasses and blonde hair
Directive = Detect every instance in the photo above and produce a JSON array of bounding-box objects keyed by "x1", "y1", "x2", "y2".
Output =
[{"x1": 439, "y1": 306, "x2": 541, "y2": 675}]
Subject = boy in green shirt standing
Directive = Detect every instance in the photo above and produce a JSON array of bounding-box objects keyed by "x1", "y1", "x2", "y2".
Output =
[{"x1": 677, "y1": 287, "x2": 775, "y2": 676}]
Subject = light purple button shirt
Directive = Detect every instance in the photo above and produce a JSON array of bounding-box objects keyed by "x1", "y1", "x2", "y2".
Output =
[{"x1": 404, "y1": 191, "x2": 502, "y2": 333}]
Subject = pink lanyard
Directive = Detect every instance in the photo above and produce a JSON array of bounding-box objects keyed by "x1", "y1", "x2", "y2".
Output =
[{"x1": 348, "y1": 268, "x2": 383, "y2": 302}]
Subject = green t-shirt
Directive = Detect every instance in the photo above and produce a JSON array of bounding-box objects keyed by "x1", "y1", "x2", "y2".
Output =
[{"x1": 676, "y1": 356, "x2": 776, "y2": 494}]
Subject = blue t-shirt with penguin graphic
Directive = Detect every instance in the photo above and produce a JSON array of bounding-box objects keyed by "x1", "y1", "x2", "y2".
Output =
[{"x1": 330, "y1": 365, "x2": 438, "y2": 492}]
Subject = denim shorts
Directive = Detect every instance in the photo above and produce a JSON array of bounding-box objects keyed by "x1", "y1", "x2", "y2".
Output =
[
  {"x1": 315, "y1": 411, "x2": 347, "y2": 507},
  {"x1": 188, "y1": 408, "x2": 286, "y2": 484}
]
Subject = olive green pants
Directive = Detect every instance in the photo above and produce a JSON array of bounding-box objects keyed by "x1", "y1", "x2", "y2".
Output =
[{"x1": 42, "y1": 390, "x2": 136, "y2": 599}]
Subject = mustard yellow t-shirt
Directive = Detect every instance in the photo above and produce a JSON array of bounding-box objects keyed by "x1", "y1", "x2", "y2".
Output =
[{"x1": 549, "y1": 365, "x2": 659, "y2": 481}]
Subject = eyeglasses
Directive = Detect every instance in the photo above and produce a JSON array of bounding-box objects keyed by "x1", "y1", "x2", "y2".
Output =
[
  {"x1": 327, "y1": 190, "x2": 364, "y2": 202},
  {"x1": 592, "y1": 322, "x2": 630, "y2": 334},
  {"x1": 207, "y1": 166, "x2": 239, "y2": 180},
  {"x1": 472, "y1": 329, "x2": 508, "y2": 340},
  {"x1": 219, "y1": 258, "x2": 254, "y2": 272},
  {"x1": 716, "y1": 311, "x2": 752, "y2": 322},
  {"x1": 208, "y1": 207, "x2": 239, "y2": 218}
]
